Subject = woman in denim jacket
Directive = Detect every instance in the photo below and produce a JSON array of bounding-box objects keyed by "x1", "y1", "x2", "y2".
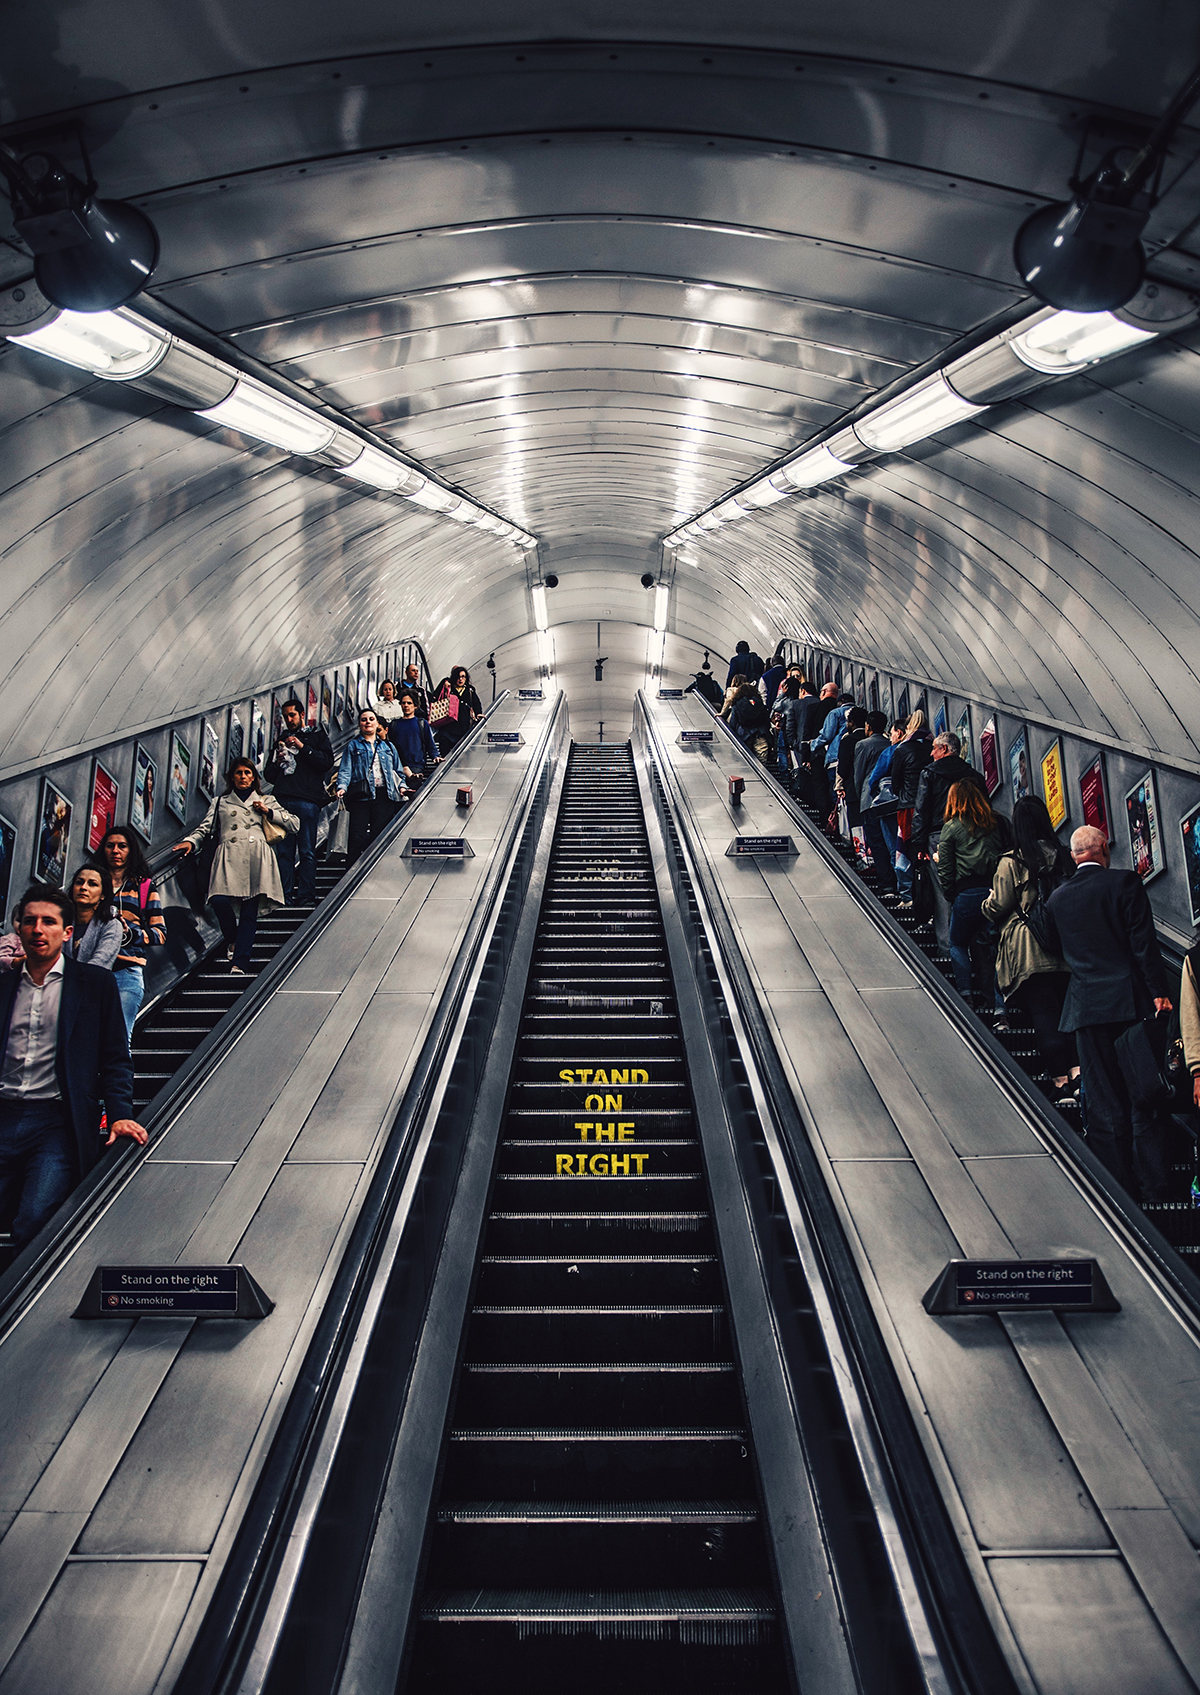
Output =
[{"x1": 337, "y1": 708, "x2": 409, "y2": 865}]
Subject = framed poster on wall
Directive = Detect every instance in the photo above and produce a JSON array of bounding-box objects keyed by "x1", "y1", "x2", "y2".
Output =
[
  {"x1": 1125, "y1": 769, "x2": 1165, "y2": 882},
  {"x1": 956, "y1": 706, "x2": 973, "y2": 768},
  {"x1": 87, "y1": 759, "x2": 119, "y2": 853},
  {"x1": 1079, "y1": 754, "x2": 1109, "y2": 838},
  {"x1": 896, "y1": 686, "x2": 910, "y2": 721},
  {"x1": 251, "y1": 701, "x2": 266, "y2": 768},
  {"x1": 167, "y1": 731, "x2": 191, "y2": 823},
  {"x1": 979, "y1": 718, "x2": 1000, "y2": 796},
  {"x1": 1008, "y1": 727, "x2": 1031, "y2": 805},
  {"x1": 0, "y1": 812, "x2": 17, "y2": 923},
  {"x1": 271, "y1": 694, "x2": 285, "y2": 745},
  {"x1": 129, "y1": 743, "x2": 157, "y2": 843},
  {"x1": 306, "y1": 679, "x2": 318, "y2": 727},
  {"x1": 199, "y1": 719, "x2": 220, "y2": 800},
  {"x1": 1039, "y1": 737, "x2": 1068, "y2": 831},
  {"x1": 34, "y1": 778, "x2": 71, "y2": 888},
  {"x1": 228, "y1": 708, "x2": 245, "y2": 765},
  {"x1": 933, "y1": 698, "x2": 948, "y2": 738},
  {"x1": 334, "y1": 670, "x2": 346, "y2": 722},
  {"x1": 321, "y1": 673, "x2": 333, "y2": 727},
  {"x1": 1180, "y1": 801, "x2": 1200, "y2": 925}
]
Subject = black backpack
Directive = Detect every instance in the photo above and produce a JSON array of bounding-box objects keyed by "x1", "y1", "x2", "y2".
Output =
[{"x1": 1016, "y1": 849, "x2": 1072, "y2": 953}]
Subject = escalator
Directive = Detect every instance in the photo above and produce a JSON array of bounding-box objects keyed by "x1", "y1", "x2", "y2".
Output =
[{"x1": 407, "y1": 743, "x2": 789, "y2": 1692}]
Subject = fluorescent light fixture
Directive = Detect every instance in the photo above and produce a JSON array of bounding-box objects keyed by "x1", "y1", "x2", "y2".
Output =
[
  {"x1": 405, "y1": 481, "x2": 460, "y2": 512},
  {"x1": 341, "y1": 444, "x2": 417, "y2": 491},
  {"x1": 694, "y1": 511, "x2": 723, "y2": 532},
  {"x1": 852, "y1": 372, "x2": 985, "y2": 452},
  {"x1": 10, "y1": 308, "x2": 170, "y2": 379},
  {"x1": 531, "y1": 584, "x2": 549, "y2": 630},
  {"x1": 199, "y1": 376, "x2": 337, "y2": 455},
  {"x1": 518, "y1": 534, "x2": 539, "y2": 550},
  {"x1": 713, "y1": 497, "x2": 749, "y2": 522},
  {"x1": 654, "y1": 583, "x2": 670, "y2": 632},
  {"x1": 662, "y1": 534, "x2": 683, "y2": 548},
  {"x1": 1009, "y1": 309, "x2": 1157, "y2": 374},
  {"x1": 774, "y1": 443, "x2": 855, "y2": 490},
  {"x1": 739, "y1": 479, "x2": 789, "y2": 509}
]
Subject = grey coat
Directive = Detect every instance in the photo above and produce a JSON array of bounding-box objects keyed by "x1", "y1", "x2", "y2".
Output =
[{"x1": 185, "y1": 791, "x2": 298, "y2": 909}]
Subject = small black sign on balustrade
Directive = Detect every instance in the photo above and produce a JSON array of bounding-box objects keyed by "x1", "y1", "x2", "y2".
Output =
[
  {"x1": 518, "y1": 689, "x2": 544, "y2": 700},
  {"x1": 657, "y1": 689, "x2": 684, "y2": 698},
  {"x1": 75, "y1": 1265, "x2": 273, "y2": 1320},
  {"x1": 726, "y1": 835, "x2": 796, "y2": 856},
  {"x1": 407, "y1": 837, "x2": 475, "y2": 858},
  {"x1": 487, "y1": 730, "x2": 523, "y2": 746},
  {"x1": 679, "y1": 729, "x2": 714, "y2": 744},
  {"x1": 922, "y1": 1258, "x2": 1119, "y2": 1315}
]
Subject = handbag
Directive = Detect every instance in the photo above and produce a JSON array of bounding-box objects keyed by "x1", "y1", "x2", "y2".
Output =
[
  {"x1": 345, "y1": 778, "x2": 371, "y2": 803},
  {"x1": 1115, "y1": 1016, "x2": 1175, "y2": 1113},
  {"x1": 428, "y1": 689, "x2": 459, "y2": 726},
  {"x1": 328, "y1": 800, "x2": 350, "y2": 862},
  {"x1": 261, "y1": 813, "x2": 287, "y2": 844},
  {"x1": 910, "y1": 857, "x2": 936, "y2": 926}
]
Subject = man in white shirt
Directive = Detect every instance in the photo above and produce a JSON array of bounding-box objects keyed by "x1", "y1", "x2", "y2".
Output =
[{"x1": 0, "y1": 886, "x2": 146, "y2": 1263}]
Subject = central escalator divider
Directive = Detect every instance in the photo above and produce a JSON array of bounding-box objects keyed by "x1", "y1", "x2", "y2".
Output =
[{"x1": 409, "y1": 744, "x2": 789, "y2": 1693}]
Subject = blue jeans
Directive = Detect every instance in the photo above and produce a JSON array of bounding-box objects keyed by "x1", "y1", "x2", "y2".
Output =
[
  {"x1": 112, "y1": 965, "x2": 144, "y2": 1044},
  {"x1": 881, "y1": 817, "x2": 912, "y2": 899},
  {"x1": 0, "y1": 1099, "x2": 76, "y2": 1251},
  {"x1": 948, "y1": 886, "x2": 995, "y2": 1000},
  {"x1": 274, "y1": 799, "x2": 321, "y2": 905},
  {"x1": 210, "y1": 896, "x2": 259, "y2": 971}
]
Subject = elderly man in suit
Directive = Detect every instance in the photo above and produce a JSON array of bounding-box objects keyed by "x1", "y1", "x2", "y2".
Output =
[
  {"x1": 1044, "y1": 826, "x2": 1172, "y2": 1200},
  {"x1": 0, "y1": 884, "x2": 147, "y2": 1263}
]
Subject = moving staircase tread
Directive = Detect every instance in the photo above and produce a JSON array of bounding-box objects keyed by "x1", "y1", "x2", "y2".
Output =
[
  {"x1": 438, "y1": 1500, "x2": 757, "y2": 1521},
  {"x1": 419, "y1": 1587, "x2": 775, "y2": 1619}
]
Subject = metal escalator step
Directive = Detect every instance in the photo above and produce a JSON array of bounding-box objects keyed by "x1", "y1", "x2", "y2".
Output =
[
  {"x1": 438, "y1": 1499, "x2": 756, "y2": 1523},
  {"x1": 419, "y1": 1585, "x2": 775, "y2": 1624}
]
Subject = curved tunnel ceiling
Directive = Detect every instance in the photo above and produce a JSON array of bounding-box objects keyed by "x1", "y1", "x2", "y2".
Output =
[{"x1": 3, "y1": 4, "x2": 1200, "y2": 761}]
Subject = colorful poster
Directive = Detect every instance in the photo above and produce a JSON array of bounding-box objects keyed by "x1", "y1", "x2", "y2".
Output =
[
  {"x1": 896, "y1": 686, "x2": 910, "y2": 721},
  {"x1": 0, "y1": 813, "x2": 16, "y2": 922},
  {"x1": 306, "y1": 679, "x2": 318, "y2": 726},
  {"x1": 1079, "y1": 754, "x2": 1109, "y2": 838},
  {"x1": 34, "y1": 778, "x2": 71, "y2": 888},
  {"x1": 334, "y1": 670, "x2": 346, "y2": 722},
  {"x1": 933, "y1": 698, "x2": 948, "y2": 738},
  {"x1": 979, "y1": 717, "x2": 1000, "y2": 796},
  {"x1": 1125, "y1": 769, "x2": 1165, "y2": 882},
  {"x1": 199, "y1": 719, "x2": 220, "y2": 800},
  {"x1": 855, "y1": 667, "x2": 866, "y2": 706},
  {"x1": 1181, "y1": 802, "x2": 1200, "y2": 925},
  {"x1": 251, "y1": 701, "x2": 266, "y2": 768},
  {"x1": 1009, "y1": 727, "x2": 1031, "y2": 805},
  {"x1": 321, "y1": 673, "x2": 333, "y2": 727},
  {"x1": 1040, "y1": 738, "x2": 1068, "y2": 831},
  {"x1": 130, "y1": 743, "x2": 157, "y2": 842},
  {"x1": 228, "y1": 708, "x2": 245, "y2": 765},
  {"x1": 956, "y1": 705, "x2": 972, "y2": 768},
  {"x1": 88, "y1": 760, "x2": 119, "y2": 853},
  {"x1": 271, "y1": 693, "x2": 285, "y2": 745},
  {"x1": 167, "y1": 731, "x2": 191, "y2": 822}
]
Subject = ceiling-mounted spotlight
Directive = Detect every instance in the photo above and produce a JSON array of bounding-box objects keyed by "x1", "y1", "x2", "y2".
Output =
[
  {"x1": 544, "y1": 574, "x2": 559, "y2": 589},
  {"x1": 1014, "y1": 56, "x2": 1200, "y2": 312},
  {"x1": 701, "y1": 651, "x2": 711, "y2": 673},
  {"x1": 640, "y1": 573, "x2": 655, "y2": 588},
  {"x1": 0, "y1": 145, "x2": 160, "y2": 312},
  {"x1": 595, "y1": 658, "x2": 607, "y2": 683}
]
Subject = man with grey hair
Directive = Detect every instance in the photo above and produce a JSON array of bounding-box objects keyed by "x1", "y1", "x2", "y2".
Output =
[
  {"x1": 911, "y1": 730, "x2": 985, "y2": 944},
  {"x1": 1044, "y1": 826, "x2": 1173, "y2": 1200}
]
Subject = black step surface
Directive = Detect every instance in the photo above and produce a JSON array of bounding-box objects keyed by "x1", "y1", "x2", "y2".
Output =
[{"x1": 406, "y1": 743, "x2": 786, "y2": 1693}]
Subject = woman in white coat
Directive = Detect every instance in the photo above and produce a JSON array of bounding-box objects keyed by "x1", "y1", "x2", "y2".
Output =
[{"x1": 173, "y1": 758, "x2": 297, "y2": 974}]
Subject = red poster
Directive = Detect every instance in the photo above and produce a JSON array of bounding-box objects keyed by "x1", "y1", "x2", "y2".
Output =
[
  {"x1": 1080, "y1": 755, "x2": 1109, "y2": 837},
  {"x1": 979, "y1": 718, "x2": 1000, "y2": 797},
  {"x1": 88, "y1": 761, "x2": 119, "y2": 853}
]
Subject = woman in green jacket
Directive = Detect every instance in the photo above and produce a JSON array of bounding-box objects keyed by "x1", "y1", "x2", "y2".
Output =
[{"x1": 935, "y1": 781, "x2": 1009, "y2": 1004}]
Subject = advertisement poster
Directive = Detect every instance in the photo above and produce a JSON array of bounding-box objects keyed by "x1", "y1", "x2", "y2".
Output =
[
  {"x1": 306, "y1": 679, "x2": 318, "y2": 727},
  {"x1": 34, "y1": 778, "x2": 71, "y2": 888},
  {"x1": 979, "y1": 718, "x2": 1000, "y2": 796},
  {"x1": 855, "y1": 667, "x2": 866, "y2": 706},
  {"x1": 1009, "y1": 727, "x2": 1031, "y2": 805},
  {"x1": 896, "y1": 686, "x2": 910, "y2": 722},
  {"x1": 321, "y1": 673, "x2": 333, "y2": 727},
  {"x1": 167, "y1": 731, "x2": 191, "y2": 822},
  {"x1": 87, "y1": 760, "x2": 119, "y2": 853},
  {"x1": 1080, "y1": 754, "x2": 1109, "y2": 838},
  {"x1": 334, "y1": 670, "x2": 346, "y2": 722},
  {"x1": 1040, "y1": 738, "x2": 1068, "y2": 831},
  {"x1": 251, "y1": 702, "x2": 266, "y2": 768},
  {"x1": 199, "y1": 719, "x2": 220, "y2": 800},
  {"x1": 1181, "y1": 802, "x2": 1200, "y2": 925},
  {"x1": 956, "y1": 705, "x2": 972, "y2": 767},
  {"x1": 357, "y1": 663, "x2": 367, "y2": 715},
  {"x1": 933, "y1": 698, "x2": 948, "y2": 738},
  {"x1": 129, "y1": 743, "x2": 157, "y2": 842},
  {"x1": 0, "y1": 813, "x2": 16, "y2": 922},
  {"x1": 271, "y1": 694, "x2": 285, "y2": 745},
  {"x1": 1125, "y1": 769, "x2": 1165, "y2": 883},
  {"x1": 228, "y1": 708, "x2": 245, "y2": 765}
]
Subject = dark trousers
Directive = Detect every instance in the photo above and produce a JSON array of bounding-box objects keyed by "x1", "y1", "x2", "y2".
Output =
[
  {"x1": 274, "y1": 798, "x2": 321, "y2": 905},
  {"x1": 948, "y1": 885, "x2": 995, "y2": 1000},
  {"x1": 0, "y1": 1099, "x2": 76, "y2": 1255},
  {"x1": 1074, "y1": 1021, "x2": 1172, "y2": 1201},
  {"x1": 210, "y1": 895, "x2": 259, "y2": 970},
  {"x1": 347, "y1": 794, "x2": 398, "y2": 865},
  {"x1": 862, "y1": 816, "x2": 896, "y2": 892},
  {"x1": 1009, "y1": 973, "x2": 1076, "y2": 1079}
]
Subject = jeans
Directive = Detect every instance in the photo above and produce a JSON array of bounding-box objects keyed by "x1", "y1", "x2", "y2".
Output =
[
  {"x1": 862, "y1": 816, "x2": 896, "y2": 892},
  {"x1": 274, "y1": 798, "x2": 321, "y2": 905},
  {"x1": 112, "y1": 965, "x2": 144, "y2": 1044},
  {"x1": 948, "y1": 885, "x2": 994, "y2": 999},
  {"x1": 0, "y1": 1099, "x2": 76, "y2": 1253},
  {"x1": 210, "y1": 895, "x2": 259, "y2": 970},
  {"x1": 347, "y1": 794, "x2": 399, "y2": 865},
  {"x1": 881, "y1": 817, "x2": 912, "y2": 899}
]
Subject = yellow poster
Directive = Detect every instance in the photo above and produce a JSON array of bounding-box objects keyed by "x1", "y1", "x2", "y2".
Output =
[{"x1": 1041, "y1": 739, "x2": 1067, "y2": 830}]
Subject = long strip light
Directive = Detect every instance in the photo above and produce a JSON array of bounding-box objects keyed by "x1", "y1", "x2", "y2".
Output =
[
  {"x1": 662, "y1": 292, "x2": 1191, "y2": 548},
  {"x1": 653, "y1": 583, "x2": 670, "y2": 633},
  {"x1": 531, "y1": 584, "x2": 549, "y2": 631},
  {"x1": 6, "y1": 304, "x2": 537, "y2": 548}
]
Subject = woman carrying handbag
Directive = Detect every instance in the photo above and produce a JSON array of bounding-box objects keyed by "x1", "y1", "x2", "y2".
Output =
[
  {"x1": 336, "y1": 708, "x2": 409, "y2": 865},
  {"x1": 429, "y1": 665, "x2": 483, "y2": 757},
  {"x1": 173, "y1": 759, "x2": 298, "y2": 974}
]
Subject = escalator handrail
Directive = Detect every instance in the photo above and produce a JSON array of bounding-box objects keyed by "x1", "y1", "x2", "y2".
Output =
[{"x1": 171, "y1": 691, "x2": 569, "y2": 1695}]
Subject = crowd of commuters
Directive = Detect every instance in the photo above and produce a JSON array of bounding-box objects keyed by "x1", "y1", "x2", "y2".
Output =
[
  {"x1": 695, "y1": 640, "x2": 1189, "y2": 1209},
  {"x1": 0, "y1": 661, "x2": 481, "y2": 1265}
]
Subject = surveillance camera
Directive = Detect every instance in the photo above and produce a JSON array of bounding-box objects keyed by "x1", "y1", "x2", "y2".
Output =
[
  {"x1": 640, "y1": 573, "x2": 655, "y2": 588},
  {"x1": 544, "y1": 574, "x2": 559, "y2": 589}
]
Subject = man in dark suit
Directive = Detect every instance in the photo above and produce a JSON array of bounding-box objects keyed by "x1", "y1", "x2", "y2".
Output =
[
  {"x1": 0, "y1": 884, "x2": 147, "y2": 1262},
  {"x1": 1045, "y1": 827, "x2": 1172, "y2": 1200}
]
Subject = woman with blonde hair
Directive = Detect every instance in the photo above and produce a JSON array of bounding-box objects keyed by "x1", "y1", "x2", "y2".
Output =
[{"x1": 936, "y1": 781, "x2": 1009, "y2": 1001}]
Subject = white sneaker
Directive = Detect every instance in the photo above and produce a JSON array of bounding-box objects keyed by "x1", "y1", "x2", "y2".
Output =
[{"x1": 223, "y1": 944, "x2": 234, "y2": 961}]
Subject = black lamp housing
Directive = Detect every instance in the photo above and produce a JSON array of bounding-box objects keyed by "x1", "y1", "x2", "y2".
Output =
[
  {"x1": 1014, "y1": 161, "x2": 1148, "y2": 312},
  {"x1": 2, "y1": 147, "x2": 160, "y2": 312}
]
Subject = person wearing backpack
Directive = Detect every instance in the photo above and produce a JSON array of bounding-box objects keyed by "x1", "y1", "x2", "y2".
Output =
[
  {"x1": 725, "y1": 641, "x2": 764, "y2": 688},
  {"x1": 982, "y1": 798, "x2": 1080, "y2": 1099},
  {"x1": 90, "y1": 827, "x2": 166, "y2": 1041}
]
